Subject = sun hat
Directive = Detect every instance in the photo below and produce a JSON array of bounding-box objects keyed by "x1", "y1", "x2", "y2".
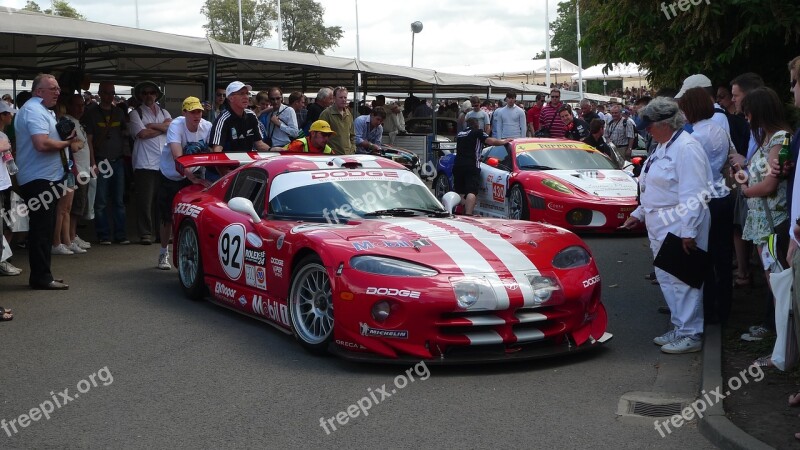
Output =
[{"x1": 133, "y1": 81, "x2": 164, "y2": 101}]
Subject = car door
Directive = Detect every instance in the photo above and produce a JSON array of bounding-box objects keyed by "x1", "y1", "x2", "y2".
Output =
[
  {"x1": 202, "y1": 168, "x2": 272, "y2": 313},
  {"x1": 475, "y1": 145, "x2": 513, "y2": 218}
]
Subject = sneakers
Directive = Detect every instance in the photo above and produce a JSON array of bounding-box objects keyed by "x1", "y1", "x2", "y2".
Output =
[
  {"x1": 741, "y1": 325, "x2": 772, "y2": 342},
  {"x1": 99, "y1": 239, "x2": 111, "y2": 246},
  {"x1": 67, "y1": 242, "x2": 87, "y2": 254},
  {"x1": 140, "y1": 236, "x2": 152, "y2": 245},
  {"x1": 116, "y1": 239, "x2": 131, "y2": 245},
  {"x1": 73, "y1": 236, "x2": 91, "y2": 249},
  {"x1": 0, "y1": 261, "x2": 22, "y2": 276},
  {"x1": 158, "y1": 252, "x2": 171, "y2": 270},
  {"x1": 653, "y1": 329, "x2": 679, "y2": 346},
  {"x1": 661, "y1": 335, "x2": 703, "y2": 354},
  {"x1": 51, "y1": 244, "x2": 74, "y2": 255}
]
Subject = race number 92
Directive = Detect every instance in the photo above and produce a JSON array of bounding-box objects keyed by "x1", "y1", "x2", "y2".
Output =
[{"x1": 219, "y1": 223, "x2": 245, "y2": 280}]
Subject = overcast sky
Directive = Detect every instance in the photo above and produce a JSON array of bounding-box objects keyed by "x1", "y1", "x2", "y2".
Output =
[{"x1": 4, "y1": 0, "x2": 562, "y2": 73}]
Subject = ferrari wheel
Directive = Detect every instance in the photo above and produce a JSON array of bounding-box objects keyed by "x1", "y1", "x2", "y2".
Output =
[
  {"x1": 177, "y1": 221, "x2": 206, "y2": 300},
  {"x1": 508, "y1": 185, "x2": 530, "y2": 221},
  {"x1": 433, "y1": 174, "x2": 451, "y2": 200},
  {"x1": 289, "y1": 255, "x2": 333, "y2": 354}
]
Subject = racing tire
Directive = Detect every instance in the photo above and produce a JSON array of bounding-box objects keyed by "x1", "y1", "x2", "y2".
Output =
[
  {"x1": 508, "y1": 185, "x2": 530, "y2": 221},
  {"x1": 177, "y1": 221, "x2": 207, "y2": 301},
  {"x1": 433, "y1": 174, "x2": 451, "y2": 200},
  {"x1": 288, "y1": 255, "x2": 333, "y2": 355}
]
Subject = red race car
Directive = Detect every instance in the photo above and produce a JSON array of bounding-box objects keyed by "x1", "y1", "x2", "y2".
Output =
[
  {"x1": 433, "y1": 138, "x2": 640, "y2": 233},
  {"x1": 170, "y1": 152, "x2": 611, "y2": 363}
]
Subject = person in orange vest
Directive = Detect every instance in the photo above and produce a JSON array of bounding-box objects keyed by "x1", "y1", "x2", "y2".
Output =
[{"x1": 285, "y1": 120, "x2": 335, "y2": 154}]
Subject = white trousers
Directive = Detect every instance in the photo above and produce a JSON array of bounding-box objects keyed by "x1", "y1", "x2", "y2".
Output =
[{"x1": 646, "y1": 207, "x2": 711, "y2": 337}]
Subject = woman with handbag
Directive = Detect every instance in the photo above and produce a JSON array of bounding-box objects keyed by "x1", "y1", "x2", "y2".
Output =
[
  {"x1": 736, "y1": 87, "x2": 792, "y2": 272},
  {"x1": 734, "y1": 87, "x2": 793, "y2": 363}
]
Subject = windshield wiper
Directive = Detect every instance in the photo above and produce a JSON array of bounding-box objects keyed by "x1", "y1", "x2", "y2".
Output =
[
  {"x1": 518, "y1": 164, "x2": 555, "y2": 170},
  {"x1": 364, "y1": 207, "x2": 449, "y2": 218}
]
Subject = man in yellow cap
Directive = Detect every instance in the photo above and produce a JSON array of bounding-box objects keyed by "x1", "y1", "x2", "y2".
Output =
[
  {"x1": 284, "y1": 120, "x2": 335, "y2": 154},
  {"x1": 155, "y1": 96, "x2": 212, "y2": 270}
]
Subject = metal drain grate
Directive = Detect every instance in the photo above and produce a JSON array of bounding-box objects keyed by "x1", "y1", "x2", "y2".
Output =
[{"x1": 629, "y1": 401, "x2": 684, "y2": 417}]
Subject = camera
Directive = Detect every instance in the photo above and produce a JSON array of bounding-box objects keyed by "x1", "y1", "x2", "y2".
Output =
[{"x1": 55, "y1": 116, "x2": 75, "y2": 141}]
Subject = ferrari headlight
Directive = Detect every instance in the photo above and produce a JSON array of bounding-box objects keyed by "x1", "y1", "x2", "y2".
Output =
[
  {"x1": 542, "y1": 178, "x2": 573, "y2": 194},
  {"x1": 350, "y1": 256, "x2": 438, "y2": 277},
  {"x1": 552, "y1": 245, "x2": 591, "y2": 269},
  {"x1": 526, "y1": 273, "x2": 560, "y2": 304},
  {"x1": 450, "y1": 277, "x2": 497, "y2": 310}
]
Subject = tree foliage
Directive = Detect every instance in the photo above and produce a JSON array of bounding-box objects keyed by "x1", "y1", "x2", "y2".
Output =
[
  {"x1": 579, "y1": 0, "x2": 800, "y2": 92},
  {"x1": 23, "y1": 0, "x2": 85, "y2": 19},
  {"x1": 201, "y1": 0, "x2": 277, "y2": 47},
  {"x1": 534, "y1": 1, "x2": 594, "y2": 68},
  {"x1": 279, "y1": 0, "x2": 343, "y2": 54}
]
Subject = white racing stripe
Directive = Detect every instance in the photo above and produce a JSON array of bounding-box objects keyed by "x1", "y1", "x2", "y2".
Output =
[
  {"x1": 388, "y1": 219, "x2": 512, "y2": 310},
  {"x1": 430, "y1": 219, "x2": 540, "y2": 306}
]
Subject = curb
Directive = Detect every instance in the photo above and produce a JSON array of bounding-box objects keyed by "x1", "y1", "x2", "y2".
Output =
[{"x1": 699, "y1": 324, "x2": 774, "y2": 450}]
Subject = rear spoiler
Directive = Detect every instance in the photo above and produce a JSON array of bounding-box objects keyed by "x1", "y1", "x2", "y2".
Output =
[{"x1": 175, "y1": 152, "x2": 279, "y2": 174}]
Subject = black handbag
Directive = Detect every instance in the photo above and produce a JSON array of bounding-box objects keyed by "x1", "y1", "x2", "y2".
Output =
[{"x1": 534, "y1": 109, "x2": 558, "y2": 138}]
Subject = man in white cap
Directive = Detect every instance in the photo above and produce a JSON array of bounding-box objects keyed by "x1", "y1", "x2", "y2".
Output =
[
  {"x1": 209, "y1": 81, "x2": 269, "y2": 154},
  {"x1": 675, "y1": 74, "x2": 730, "y2": 136}
]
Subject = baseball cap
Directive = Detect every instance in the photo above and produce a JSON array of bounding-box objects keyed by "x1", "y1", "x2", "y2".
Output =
[
  {"x1": 182, "y1": 96, "x2": 204, "y2": 112},
  {"x1": 226, "y1": 81, "x2": 252, "y2": 97},
  {"x1": 0, "y1": 102, "x2": 18, "y2": 115},
  {"x1": 308, "y1": 120, "x2": 337, "y2": 135},
  {"x1": 639, "y1": 109, "x2": 678, "y2": 129},
  {"x1": 675, "y1": 74, "x2": 712, "y2": 98}
]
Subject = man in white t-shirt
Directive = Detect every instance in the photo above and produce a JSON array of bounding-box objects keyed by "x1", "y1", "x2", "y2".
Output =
[{"x1": 156, "y1": 97, "x2": 211, "y2": 270}]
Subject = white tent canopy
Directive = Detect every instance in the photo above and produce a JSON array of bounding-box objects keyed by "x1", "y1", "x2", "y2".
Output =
[
  {"x1": 572, "y1": 63, "x2": 648, "y2": 80},
  {"x1": 440, "y1": 58, "x2": 582, "y2": 78}
]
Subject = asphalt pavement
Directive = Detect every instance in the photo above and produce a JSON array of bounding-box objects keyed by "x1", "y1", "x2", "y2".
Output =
[{"x1": 15, "y1": 206, "x2": 791, "y2": 448}]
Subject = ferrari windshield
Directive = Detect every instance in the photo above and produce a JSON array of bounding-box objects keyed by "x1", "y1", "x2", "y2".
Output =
[
  {"x1": 268, "y1": 170, "x2": 445, "y2": 221},
  {"x1": 516, "y1": 148, "x2": 617, "y2": 170}
]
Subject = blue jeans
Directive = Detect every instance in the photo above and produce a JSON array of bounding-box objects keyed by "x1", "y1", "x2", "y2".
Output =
[{"x1": 94, "y1": 158, "x2": 127, "y2": 241}]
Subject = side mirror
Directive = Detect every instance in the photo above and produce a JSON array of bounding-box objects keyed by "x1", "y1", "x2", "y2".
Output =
[
  {"x1": 228, "y1": 197, "x2": 261, "y2": 223},
  {"x1": 486, "y1": 157, "x2": 500, "y2": 168},
  {"x1": 442, "y1": 191, "x2": 461, "y2": 213}
]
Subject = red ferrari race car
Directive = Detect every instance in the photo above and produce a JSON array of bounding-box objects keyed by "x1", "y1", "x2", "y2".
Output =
[
  {"x1": 170, "y1": 152, "x2": 611, "y2": 363},
  {"x1": 433, "y1": 138, "x2": 640, "y2": 233}
]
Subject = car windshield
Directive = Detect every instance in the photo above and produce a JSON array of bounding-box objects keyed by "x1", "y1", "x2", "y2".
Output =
[
  {"x1": 268, "y1": 170, "x2": 446, "y2": 222},
  {"x1": 516, "y1": 148, "x2": 617, "y2": 170}
]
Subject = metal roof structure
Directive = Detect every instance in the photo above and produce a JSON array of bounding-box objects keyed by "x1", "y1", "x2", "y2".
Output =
[{"x1": 0, "y1": 8, "x2": 550, "y2": 97}]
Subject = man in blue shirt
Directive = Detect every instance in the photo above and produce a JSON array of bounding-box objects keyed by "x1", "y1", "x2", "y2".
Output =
[
  {"x1": 15, "y1": 74, "x2": 79, "y2": 290},
  {"x1": 354, "y1": 106, "x2": 386, "y2": 154}
]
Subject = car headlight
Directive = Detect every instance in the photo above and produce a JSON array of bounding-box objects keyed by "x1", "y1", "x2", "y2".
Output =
[
  {"x1": 525, "y1": 273, "x2": 560, "y2": 304},
  {"x1": 450, "y1": 276, "x2": 497, "y2": 310},
  {"x1": 552, "y1": 245, "x2": 592, "y2": 269},
  {"x1": 350, "y1": 256, "x2": 438, "y2": 277},
  {"x1": 542, "y1": 178, "x2": 573, "y2": 194}
]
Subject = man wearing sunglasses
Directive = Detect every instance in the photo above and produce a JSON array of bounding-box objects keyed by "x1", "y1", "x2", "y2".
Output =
[
  {"x1": 259, "y1": 87, "x2": 298, "y2": 148},
  {"x1": 538, "y1": 89, "x2": 567, "y2": 139},
  {"x1": 129, "y1": 81, "x2": 172, "y2": 246}
]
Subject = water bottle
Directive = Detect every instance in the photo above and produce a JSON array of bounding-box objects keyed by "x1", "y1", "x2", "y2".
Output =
[{"x1": 1, "y1": 150, "x2": 18, "y2": 176}]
